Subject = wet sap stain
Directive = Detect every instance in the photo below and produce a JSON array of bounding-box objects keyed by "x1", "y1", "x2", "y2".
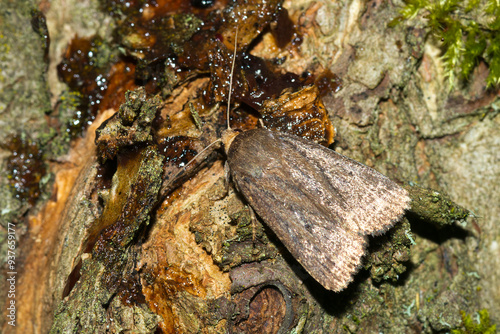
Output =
[{"x1": 2, "y1": 134, "x2": 47, "y2": 205}]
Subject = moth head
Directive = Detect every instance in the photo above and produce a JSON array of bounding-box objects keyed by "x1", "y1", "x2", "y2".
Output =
[{"x1": 221, "y1": 128, "x2": 239, "y2": 155}]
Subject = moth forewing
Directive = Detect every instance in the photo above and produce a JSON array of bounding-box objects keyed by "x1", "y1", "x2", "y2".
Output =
[{"x1": 225, "y1": 128, "x2": 410, "y2": 291}]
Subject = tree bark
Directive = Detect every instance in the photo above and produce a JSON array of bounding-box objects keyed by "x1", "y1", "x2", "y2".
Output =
[{"x1": 1, "y1": 0, "x2": 499, "y2": 333}]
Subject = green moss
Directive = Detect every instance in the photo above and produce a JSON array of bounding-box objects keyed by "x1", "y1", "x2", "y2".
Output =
[
  {"x1": 404, "y1": 183, "x2": 470, "y2": 227},
  {"x1": 391, "y1": 0, "x2": 500, "y2": 87},
  {"x1": 451, "y1": 309, "x2": 497, "y2": 334},
  {"x1": 365, "y1": 219, "x2": 413, "y2": 284},
  {"x1": 95, "y1": 88, "x2": 161, "y2": 162}
]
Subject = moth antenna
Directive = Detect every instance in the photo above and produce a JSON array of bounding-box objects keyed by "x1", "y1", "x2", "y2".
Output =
[
  {"x1": 227, "y1": 27, "x2": 238, "y2": 130},
  {"x1": 182, "y1": 29, "x2": 239, "y2": 171},
  {"x1": 257, "y1": 118, "x2": 265, "y2": 128},
  {"x1": 182, "y1": 138, "x2": 222, "y2": 170}
]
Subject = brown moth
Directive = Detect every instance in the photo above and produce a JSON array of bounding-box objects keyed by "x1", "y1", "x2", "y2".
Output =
[
  {"x1": 221, "y1": 128, "x2": 410, "y2": 291},
  {"x1": 209, "y1": 29, "x2": 411, "y2": 292}
]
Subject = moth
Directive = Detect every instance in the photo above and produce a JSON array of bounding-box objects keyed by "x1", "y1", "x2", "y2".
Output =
[
  {"x1": 201, "y1": 30, "x2": 410, "y2": 292},
  {"x1": 221, "y1": 127, "x2": 410, "y2": 291}
]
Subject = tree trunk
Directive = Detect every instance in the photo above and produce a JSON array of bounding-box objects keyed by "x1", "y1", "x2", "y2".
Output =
[{"x1": 1, "y1": 0, "x2": 499, "y2": 333}]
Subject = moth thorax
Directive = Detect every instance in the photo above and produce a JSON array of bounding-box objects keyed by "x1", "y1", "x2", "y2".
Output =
[{"x1": 221, "y1": 129, "x2": 239, "y2": 155}]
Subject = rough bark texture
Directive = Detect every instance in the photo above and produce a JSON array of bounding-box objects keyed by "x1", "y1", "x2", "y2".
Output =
[{"x1": 1, "y1": 0, "x2": 499, "y2": 333}]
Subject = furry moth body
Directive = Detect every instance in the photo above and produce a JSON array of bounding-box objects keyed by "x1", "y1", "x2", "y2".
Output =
[{"x1": 222, "y1": 128, "x2": 411, "y2": 291}]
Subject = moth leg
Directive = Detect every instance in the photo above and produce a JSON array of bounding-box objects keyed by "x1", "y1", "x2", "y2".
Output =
[
  {"x1": 257, "y1": 118, "x2": 265, "y2": 128},
  {"x1": 224, "y1": 161, "x2": 232, "y2": 193},
  {"x1": 248, "y1": 205, "x2": 257, "y2": 243}
]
